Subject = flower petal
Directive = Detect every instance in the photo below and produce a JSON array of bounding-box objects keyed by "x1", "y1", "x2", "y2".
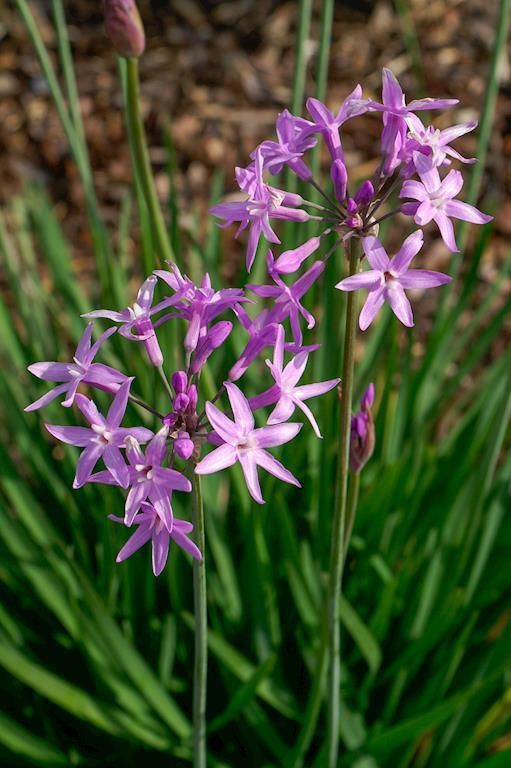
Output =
[
  {"x1": 399, "y1": 269, "x2": 452, "y2": 289},
  {"x1": 238, "y1": 451, "x2": 263, "y2": 504},
  {"x1": 444, "y1": 200, "x2": 493, "y2": 224},
  {"x1": 152, "y1": 527, "x2": 170, "y2": 576},
  {"x1": 433, "y1": 210, "x2": 459, "y2": 252},
  {"x1": 385, "y1": 283, "x2": 414, "y2": 327},
  {"x1": 116, "y1": 522, "x2": 153, "y2": 563},
  {"x1": 252, "y1": 422, "x2": 301, "y2": 448},
  {"x1": 106, "y1": 378, "x2": 133, "y2": 428},
  {"x1": 45, "y1": 424, "x2": 92, "y2": 447},
  {"x1": 362, "y1": 237, "x2": 389, "y2": 271},
  {"x1": 103, "y1": 445, "x2": 129, "y2": 488},
  {"x1": 25, "y1": 383, "x2": 69, "y2": 412},
  {"x1": 336, "y1": 270, "x2": 383, "y2": 291},
  {"x1": 205, "y1": 402, "x2": 240, "y2": 444},
  {"x1": 359, "y1": 287, "x2": 385, "y2": 331},
  {"x1": 74, "y1": 444, "x2": 104, "y2": 487},
  {"x1": 195, "y1": 444, "x2": 238, "y2": 475},
  {"x1": 389, "y1": 230, "x2": 424, "y2": 274},
  {"x1": 255, "y1": 448, "x2": 301, "y2": 487},
  {"x1": 27, "y1": 362, "x2": 73, "y2": 382},
  {"x1": 225, "y1": 382, "x2": 254, "y2": 433}
]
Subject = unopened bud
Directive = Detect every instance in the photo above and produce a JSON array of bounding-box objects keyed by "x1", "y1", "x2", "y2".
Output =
[
  {"x1": 349, "y1": 384, "x2": 375, "y2": 473},
  {"x1": 102, "y1": 0, "x2": 145, "y2": 58}
]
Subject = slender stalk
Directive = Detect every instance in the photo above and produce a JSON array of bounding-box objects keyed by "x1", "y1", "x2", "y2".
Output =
[
  {"x1": 326, "y1": 241, "x2": 359, "y2": 767},
  {"x1": 343, "y1": 471, "x2": 360, "y2": 561},
  {"x1": 157, "y1": 365, "x2": 174, "y2": 401},
  {"x1": 191, "y1": 474, "x2": 207, "y2": 768},
  {"x1": 124, "y1": 57, "x2": 173, "y2": 267},
  {"x1": 291, "y1": 242, "x2": 359, "y2": 768}
]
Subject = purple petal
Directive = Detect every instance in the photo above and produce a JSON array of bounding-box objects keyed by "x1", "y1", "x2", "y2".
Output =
[
  {"x1": 399, "y1": 269, "x2": 452, "y2": 289},
  {"x1": 146, "y1": 427, "x2": 169, "y2": 466},
  {"x1": 382, "y1": 68, "x2": 405, "y2": 109},
  {"x1": 433, "y1": 210, "x2": 459, "y2": 252},
  {"x1": 45, "y1": 424, "x2": 92, "y2": 447},
  {"x1": 82, "y1": 309, "x2": 128, "y2": 322},
  {"x1": 171, "y1": 528, "x2": 202, "y2": 560},
  {"x1": 293, "y1": 378, "x2": 339, "y2": 401},
  {"x1": 414, "y1": 152, "x2": 441, "y2": 193},
  {"x1": 252, "y1": 422, "x2": 301, "y2": 448},
  {"x1": 336, "y1": 270, "x2": 383, "y2": 292},
  {"x1": 84, "y1": 326, "x2": 117, "y2": 365},
  {"x1": 74, "y1": 394, "x2": 105, "y2": 428},
  {"x1": 116, "y1": 427, "x2": 154, "y2": 445},
  {"x1": 267, "y1": 396, "x2": 295, "y2": 425},
  {"x1": 414, "y1": 199, "x2": 435, "y2": 226},
  {"x1": 152, "y1": 466, "x2": 192, "y2": 493},
  {"x1": 272, "y1": 325, "x2": 285, "y2": 374},
  {"x1": 74, "y1": 444, "x2": 104, "y2": 487},
  {"x1": 255, "y1": 448, "x2": 301, "y2": 487},
  {"x1": 152, "y1": 528, "x2": 170, "y2": 576},
  {"x1": 438, "y1": 169, "x2": 464, "y2": 200},
  {"x1": 359, "y1": 287, "x2": 385, "y2": 331},
  {"x1": 205, "y1": 402, "x2": 240, "y2": 444},
  {"x1": 389, "y1": 230, "x2": 424, "y2": 274},
  {"x1": 280, "y1": 351, "x2": 308, "y2": 388},
  {"x1": 195, "y1": 444, "x2": 238, "y2": 475},
  {"x1": 385, "y1": 283, "x2": 414, "y2": 327},
  {"x1": 225, "y1": 382, "x2": 254, "y2": 433},
  {"x1": 74, "y1": 323, "x2": 94, "y2": 361},
  {"x1": 149, "y1": 489, "x2": 174, "y2": 533},
  {"x1": 274, "y1": 237, "x2": 321, "y2": 274},
  {"x1": 399, "y1": 180, "x2": 427, "y2": 202},
  {"x1": 444, "y1": 200, "x2": 493, "y2": 225},
  {"x1": 103, "y1": 445, "x2": 129, "y2": 488},
  {"x1": 27, "y1": 362, "x2": 73, "y2": 382},
  {"x1": 293, "y1": 398, "x2": 322, "y2": 437},
  {"x1": 407, "y1": 97, "x2": 458, "y2": 111},
  {"x1": 25, "y1": 382, "x2": 69, "y2": 412},
  {"x1": 136, "y1": 276, "x2": 157, "y2": 311},
  {"x1": 439, "y1": 120, "x2": 477, "y2": 143},
  {"x1": 238, "y1": 451, "x2": 263, "y2": 504},
  {"x1": 106, "y1": 378, "x2": 133, "y2": 428},
  {"x1": 116, "y1": 523, "x2": 153, "y2": 563},
  {"x1": 125, "y1": 482, "x2": 148, "y2": 525},
  {"x1": 362, "y1": 237, "x2": 389, "y2": 272}
]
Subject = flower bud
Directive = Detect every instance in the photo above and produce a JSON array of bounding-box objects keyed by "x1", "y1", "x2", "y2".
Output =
[
  {"x1": 175, "y1": 431, "x2": 194, "y2": 460},
  {"x1": 331, "y1": 159, "x2": 347, "y2": 203},
  {"x1": 102, "y1": 0, "x2": 145, "y2": 58},
  {"x1": 171, "y1": 371, "x2": 188, "y2": 394},
  {"x1": 349, "y1": 384, "x2": 375, "y2": 473},
  {"x1": 173, "y1": 393, "x2": 190, "y2": 412}
]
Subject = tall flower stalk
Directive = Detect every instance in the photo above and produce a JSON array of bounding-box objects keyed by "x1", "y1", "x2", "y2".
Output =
[
  {"x1": 191, "y1": 474, "x2": 207, "y2": 768},
  {"x1": 326, "y1": 241, "x2": 359, "y2": 766}
]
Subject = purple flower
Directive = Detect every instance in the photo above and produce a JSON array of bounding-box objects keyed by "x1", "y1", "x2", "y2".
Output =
[
  {"x1": 83, "y1": 276, "x2": 177, "y2": 367},
  {"x1": 190, "y1": 321, "x2": 233, "y2": 374},
  {"x1": 247, "y1": 253, "x2": 324, "y2": 346},
  {"x1": 255, "y1": 109, "x2": 317, "y2": 180},
  {"x1": 45, "y1": 379, "x2": 153, "y2": 488},
  {"x1": 26, "y1": 323, "x2": 126, "y2": 412},
  {"x1": 228, "y1": 305, "x2": 280, "y2": 382},
  {"x1": 249, "y1": 326, "x2": 339, "y2": 437},
  {"x1": 102, "y1": 0, "x2": 145, "y2": 59},
  {"x1": 368, "y1": 69, "x2": 458, "y2": 174},
  {"x1": 110, "y1": 503, "x2": 201, "y2": 577},
  {"x1": 403, "y1": 113, "x2": 477, "y2": 169},
  {"x1": 90, "y1": 426, "x2": 191, "y2": 528},
  {"x1": 399, "y1": 152, "x2": 492, "y2": 252},
  {"x1": 350, "y1": 384, "x2": 375, "y2": 473},
  {"x1": 305, "y1": 86, "x2": 368, "y2": 161},
  {"x1": 195, "y1": 382, "x2": 301, "y2": 504},
  {"x1": 154, "y1": 269, "x2": 245, "y2": 353},
  {"x1": 273, "y1": 236, "x2": 322, "y2": 275},
  {"x1": 344, "y1": 180, "x2": 375, "y2": 229},
  {"x1": 209, "y1": 149, "x2": 310, "y2": 271},
  {"x1": 336, "y1": 230, "x2": 452, "y2": 330}
]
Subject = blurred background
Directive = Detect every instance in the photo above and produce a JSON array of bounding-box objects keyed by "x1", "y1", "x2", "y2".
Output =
[{"x1": 1, "y1": 1, "x2": 511, "y2": 767}]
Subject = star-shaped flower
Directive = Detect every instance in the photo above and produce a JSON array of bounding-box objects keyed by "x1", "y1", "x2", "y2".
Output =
[
  {"x1": 46, "y1": 379, "x2": 153, "y2": 488},
  {"x1": 399, "y1": 152, "x2": 492, "y2": 252},
  {"x1": 26, "y1": 323, "x2": 125, "y2": 412},
  {"x1": 249, "y1": 326, "x2": 339, "y2": 437},
  {"x1": 110, "y1": 503, "x2": 201, "y2": 577},
  {"x1": 195, "y1": 382, "x2": 301, "y2": 504},
  {"x1": 336, "y1": 230, "x2": 452, "y2": 330}
]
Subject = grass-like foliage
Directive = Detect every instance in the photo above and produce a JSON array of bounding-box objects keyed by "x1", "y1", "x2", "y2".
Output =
[{"x1": 1, "y1": 0, "x2": 510, "y2": 766}]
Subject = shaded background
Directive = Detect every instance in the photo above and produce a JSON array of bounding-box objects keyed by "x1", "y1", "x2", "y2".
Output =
[{"x1": 1, "y1": 2, "x2": 511, "y2": 767}]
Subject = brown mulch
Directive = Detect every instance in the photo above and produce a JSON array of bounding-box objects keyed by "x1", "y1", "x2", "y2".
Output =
[{"x1": 1, "y1": 0, "x2": 510, "y2": 271}]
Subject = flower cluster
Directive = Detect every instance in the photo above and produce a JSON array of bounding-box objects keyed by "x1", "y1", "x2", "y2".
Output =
[
  {"x1": 26, "y1": 69, "x2": 492, "y2": 576},
  {"x1": 211, "y1": 68, "x2": 491, "y2": 330},
  {"x1": 27, "y1": 261, "x2": 338, "y2": 573}
]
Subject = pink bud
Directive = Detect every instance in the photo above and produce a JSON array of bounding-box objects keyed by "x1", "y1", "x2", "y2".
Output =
[{"x1": 102, "y1": 0, "x2": 145, "y2": 58}]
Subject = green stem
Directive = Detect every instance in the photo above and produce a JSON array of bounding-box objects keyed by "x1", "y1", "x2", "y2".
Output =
[
  {"x1": 326, "y1": 241, "x2": 359, "y2": 767},
  {"x1": 191, "y1": 474, "x2": 207, "y2": 768},
  {"x1": 343, "y1": 472, "x2": 360, "y2": 561},
  {"x1": 124, "y1": 57, "x2": 173, "y2": 267}
]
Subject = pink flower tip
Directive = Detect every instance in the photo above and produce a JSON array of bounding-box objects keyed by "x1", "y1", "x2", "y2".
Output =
[{"x1": 102, "y1": 0, "x2": 145, "y2": 58}]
